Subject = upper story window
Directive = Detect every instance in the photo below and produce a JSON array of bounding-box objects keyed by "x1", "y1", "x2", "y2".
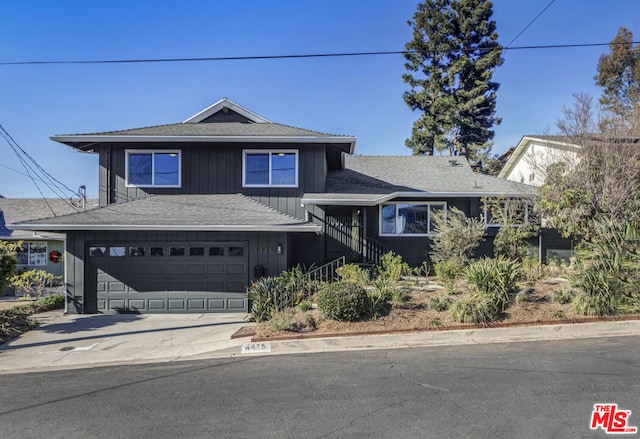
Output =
[
  {"x1": 380, "y1": 202, "x2": 446, "y2": 236},
  {"x1": 243, "y1": 150, "x2": 298, "y2": 187},
  {"x1": 126, "y1": 150, "x2": 181, "y2": 187}
]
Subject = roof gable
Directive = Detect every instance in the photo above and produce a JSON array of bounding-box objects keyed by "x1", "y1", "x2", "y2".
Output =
[{"x1": 183, "y1": 98, "x2": 271, "y2": 124}]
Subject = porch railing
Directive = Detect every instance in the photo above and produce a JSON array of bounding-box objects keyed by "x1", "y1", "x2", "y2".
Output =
[{"x1": 325, "y1": 216, "x2": 393, "y2": 265}]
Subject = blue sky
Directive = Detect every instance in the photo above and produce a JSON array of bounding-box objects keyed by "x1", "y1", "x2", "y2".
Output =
[{"x1": 1, "y1": 0, "x2": 639, "y2": 199}]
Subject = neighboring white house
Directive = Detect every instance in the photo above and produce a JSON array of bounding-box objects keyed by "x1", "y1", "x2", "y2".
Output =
[{"x1": 498, "y1": 135, "x2": 580, "y2": 186}]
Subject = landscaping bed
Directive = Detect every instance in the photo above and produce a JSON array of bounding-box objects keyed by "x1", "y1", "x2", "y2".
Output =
[
  {"x1": 0, "y1": 294, "x2": 64, "y2": 345},
  {"x1": 237, "y1": 276, "x2": 640, "y2": 341}
]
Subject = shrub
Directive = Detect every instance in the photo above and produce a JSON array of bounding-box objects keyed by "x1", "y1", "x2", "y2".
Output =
[
  {"x1": 298, "y1": 300, "x2": 313, "y2": 312},
  {"x1": 450, "y1": 293, "x2": 501, "y2": 324},
  {"x1": 336, "y1": 264, "x2": 370, "y2": 286},
  {"x1": 434, "y1": 260, "x2": 460, "y2": 292},
  {"x1": 429, "y1": 207, "x2": 485, "y2": 267},
  {"x1": 552, "y1": 288, "x2": 575, "y2": 304},
  {"x1": 464, "y1": 256, "x2": 521, "y2": 312},
  {"x1": 10, "y1": 269, "x2": 61, "y2": 301},
  {"x1": 0, "y1": 241, "x2": 20, "y2": 294},
  {"x1": 429, "y1": 296, "x2": 449, "y2": 312},
  {"x1": 247, "y1": 277, "x2": 284, "y2": 323},
  {"x1": 573, "y1": 292, "x2": 618, "y2": 316},
  {"x1": 515, "y1": 288, "x2": 535, "y2": 304},
  {"x1": 521, "y1": 257, "x2": 541, "y2": 284},
  {"x1": 270, "y1": 311, "x2": 295, "y2": 332},
  {"x1": 493, "y1": 224, "x2": 539, "y2": 261},
  {"x1": 376, "y1": 252, "x2": 409, "y2": 282},
  {"x1": 317, "y1": 282, "x2": 370, "y2": 322}
]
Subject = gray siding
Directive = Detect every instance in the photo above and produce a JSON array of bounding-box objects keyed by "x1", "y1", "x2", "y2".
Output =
[
  {"x1": 65, "y1": 230, "x2": 294, "y2": 313},
  {"x1": 97, "y1": 143, "x2": 327, "y2": 220}
]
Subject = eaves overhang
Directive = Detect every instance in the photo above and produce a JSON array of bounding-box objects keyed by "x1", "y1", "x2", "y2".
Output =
[
  {"x1": 51, "y1": 135, "x2": 357, "y2": 154},
  {"x1": 11, "y1": 223, "x2": 322, "y2": 233},
  {"x1": 302, "y1": 190, "x2": 536, "y2": 206}
]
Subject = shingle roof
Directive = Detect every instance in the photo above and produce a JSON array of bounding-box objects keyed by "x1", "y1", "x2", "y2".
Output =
[
  {"x1": 58, "y1": 121, "x2": 348, "y2": 139},
  {"x1": 302, "y1": 156, "x2": 535, "y2": 205},
  {"x1": 12, "y1": 194, "x2": 320, "y2": 232},
  {"x1": 0, "y1": 198, "x2": 98, "y2": 239}
]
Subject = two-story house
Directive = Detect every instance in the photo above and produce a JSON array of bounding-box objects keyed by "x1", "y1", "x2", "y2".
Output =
[{"x1": 15, "y1": 98, "x2": 535, "y2": 314}]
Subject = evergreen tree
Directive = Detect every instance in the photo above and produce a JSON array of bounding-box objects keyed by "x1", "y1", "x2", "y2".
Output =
[
  {"x1": 595, "y1": 27, "x2": 640, "y2": 126},
  {"x1": 403, "y1": 0, "x2": 503, "y2": 158}
]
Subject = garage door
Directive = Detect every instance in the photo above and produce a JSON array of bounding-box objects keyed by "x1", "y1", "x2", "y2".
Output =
[{"x1": 87, "y1": 242, "x2": 248, "y2": 313}]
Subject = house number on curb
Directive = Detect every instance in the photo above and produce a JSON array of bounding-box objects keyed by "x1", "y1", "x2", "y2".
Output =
[{"x1": 241, "y1": 342, "x2": 272, "y2": 353}]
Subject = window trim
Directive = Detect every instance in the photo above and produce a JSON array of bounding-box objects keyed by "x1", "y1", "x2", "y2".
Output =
[
  {"x1": 242, "y1": 149, "x2": 299, "y2": 188},
  {"x1": 483, "y1": 201, "x2": 530, "y2": 227},
  {"x1": 16, "y1": 241, "x2": 48, "y2": 266},
  {"x1": 379, "y1": 202, "x2": 447, "y2": 237},
  {"x1": 125, "y1": 149, "x2": 182, "y2": 188}
]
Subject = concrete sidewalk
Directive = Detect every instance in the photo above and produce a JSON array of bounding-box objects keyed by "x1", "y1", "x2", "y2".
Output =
[{"x1": 1, "y1": 311, "x2": 640, "y2": 375}]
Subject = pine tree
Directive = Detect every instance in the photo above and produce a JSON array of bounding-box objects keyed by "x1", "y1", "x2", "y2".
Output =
[
  {"x1": 595, "y1": 27, "x2": 640, "y2": 125},
  {"x1": 403, "y1": 0, "x2": 503, "y2": 158}
]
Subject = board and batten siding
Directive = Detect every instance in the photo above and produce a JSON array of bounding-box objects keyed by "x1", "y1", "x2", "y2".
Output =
[
  {"x1": 97, "y1": 142, "x2": 327, "y2": 220},
  {"x1": 64, "y1": 230, "x2": 291, "y2": 313}
]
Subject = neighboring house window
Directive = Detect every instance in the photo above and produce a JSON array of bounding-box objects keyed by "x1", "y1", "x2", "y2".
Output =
[
  {"x1": 380, "y1": 202, "x2": 446, "y2": 236},
  {"x1": 126, "y1": 150, "x2": 181, "y2": 187},
  {"x1": 484, "y1": 199, "x2": 533, "y2": 227},
  {"x1": 528, "y1": 172, "x2": 535, "y2": 182},
  {"x1": 16, "y1": 242, "x2": 47, "y2": 266},
  {"x1": 243, "y1": 150, "x2": 298, "y2": 187}
]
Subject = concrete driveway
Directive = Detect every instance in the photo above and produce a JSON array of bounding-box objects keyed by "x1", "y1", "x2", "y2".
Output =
[{"x1": 0, "y1": 311, "x2": 252, "y2": 374}]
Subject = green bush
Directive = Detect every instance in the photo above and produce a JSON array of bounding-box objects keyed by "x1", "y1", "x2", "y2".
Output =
[
  {"x1": 515, "y1": 288, "x2": 535, "y2": 304},
  {"x1": 429, "y1": 296, "x2": 449, "y2": 312},
  {"x1": 434, "y1": 260, "x2": 460, "y2": 291},
  {"x1": 552, "y1": 288, "x2": 575, "y2": 304},
  {"x1": 10, "y1": 269, "x2": 61, "y2": 301},
  {"x1": 0, "y1": 241, "x2": 20, "y2": 294},
  {"x1": 573, "y1": 292, "x2": 618, "y2": 316},
  {"x1": 493, "y1": 224, "x2": 538, "y2": 261},
  {"x1": 317, "y1": 282, "x2": 370, "y2": 322},
  {"x1": 450, "y1": 293, "x2": 501, "y2": 324},
  {"x1": 520, "y1": 257, "x2": 541, "y2": 284},
  {"x1": 270, "y1": 311, "x2": 295, "y2": 332},
  {"x1": 376, "y1": 252, "x2": 409, "y2": 282},
  {"x1": 247, "y1": 277, "x2": 284, "y2": 323},
  {"x1": 464, "y1": 256, "x2": 521, "y2": 312},
  {"x1": 336, "y1": 264, "x2": 370, "y2": 286},
  {"x1": 429, "y1": 207, "x2": 485, "y2": 267},
  {"x1": 298, "y1": 300, "x2": 313, "y2": 312}
]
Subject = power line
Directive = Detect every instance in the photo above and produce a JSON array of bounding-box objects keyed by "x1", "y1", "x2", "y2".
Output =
[
  {"x1": 0, "y1": 41, "x2": 637, "y2": 66},
  {"x1": 0, "y1": 124, "x2": 84, "y2": 214},
  {"x1": 505, "y1": 0, "x2": 557, "y2": 48}
]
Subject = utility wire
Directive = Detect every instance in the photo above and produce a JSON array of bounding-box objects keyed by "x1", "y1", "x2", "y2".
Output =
[
  {"x1": 0, "y1": 41, "x2": 637, "y2": 66},
  {"x1": 505, "y1": 0, "x2": 557, "y2": 48},
  {"x1": 0, "y1": 124, "x2": 84, "y2": 214}
]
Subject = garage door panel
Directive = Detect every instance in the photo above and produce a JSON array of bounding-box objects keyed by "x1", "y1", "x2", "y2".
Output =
[
  {"x1": 227, "y1": 263, "x2": 245, "y2": 274},
  {"x1": 208, "y1": 264, "x2": 225, "y2": 274},
  {"x1": 90, "y1": 241, "x2": 248, "y2": 313},
  {"x1": 187, "y1": 263, "x2": 206, "y2": 275},
  {"x1": 168, "y1": 264, "x2": 186, "y2": 275}
]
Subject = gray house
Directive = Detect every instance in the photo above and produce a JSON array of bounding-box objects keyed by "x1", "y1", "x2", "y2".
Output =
[
  {"x1": 0, "y1": 198, "x2": 96, "y2": 293},
  {"x1": 14, "y1": 98, "x2": 535, "y2": 314}
]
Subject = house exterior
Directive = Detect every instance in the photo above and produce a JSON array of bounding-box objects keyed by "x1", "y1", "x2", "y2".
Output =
[
  {"x1": 498, "y1": 135, "x2": 580, "y2": 186},
  {"x1": 14, "y1": 98, "x2": 536, "y2": 314},
  {"x1": 0, "y1": 198, "x2": 96, "y2": 293}
]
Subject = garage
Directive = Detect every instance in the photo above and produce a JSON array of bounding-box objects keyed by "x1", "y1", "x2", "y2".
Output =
[{"x1": 87, "y1": 242, "x2": 248, "y2": 313}]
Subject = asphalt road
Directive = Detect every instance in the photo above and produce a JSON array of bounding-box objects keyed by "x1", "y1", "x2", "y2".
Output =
[{"x1": 1, "y1": 336, "x2": 638, "y2": 439}]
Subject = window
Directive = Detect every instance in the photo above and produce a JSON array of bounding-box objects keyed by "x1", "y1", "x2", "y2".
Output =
[
  {"x1": 380, "y1": 203, "x2": 446, "y2": 236},
  {"x1": 150, "y1": 247, "x2": 165, "y2": 256},
  {"x1": 209, "y1": 247, "x2": 224, "y2": 256},
  {"x1": 16, "y1": 242, "x2": 47, "y2": 266},
  {"x1": 89, "y1": 246, "x2": 106, "y2": 257},
  {"x1": 483, "y1": 198, "x2": 534, "y2": 226},
  {"x1": 169, "y1": 246, "x2": 185, "y2": 256},
  {"x1": 126, "y1": 150, "x2": 181, "y2": 187},
  {"x1": 129, "y1": 247, "x2": 146, "y2": 257},
  {"x1": 109, "y1": 247, "x2": 126, "y2": 257},
  {"x1": 243, "y1": 150, "x2": 298, "y2": 187},
  {"x1": 189, "y1": 247, "x2": 205, "y2": 256}
]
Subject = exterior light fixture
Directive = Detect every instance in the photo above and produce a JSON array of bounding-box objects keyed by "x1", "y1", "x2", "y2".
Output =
[{"x1": 277, "y1": 244, "x2": 283, "y2": 255}]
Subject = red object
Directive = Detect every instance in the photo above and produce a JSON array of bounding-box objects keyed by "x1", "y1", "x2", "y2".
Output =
[{"x1": 48, "y1": 250, "x2": 63, "y2": 263}]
